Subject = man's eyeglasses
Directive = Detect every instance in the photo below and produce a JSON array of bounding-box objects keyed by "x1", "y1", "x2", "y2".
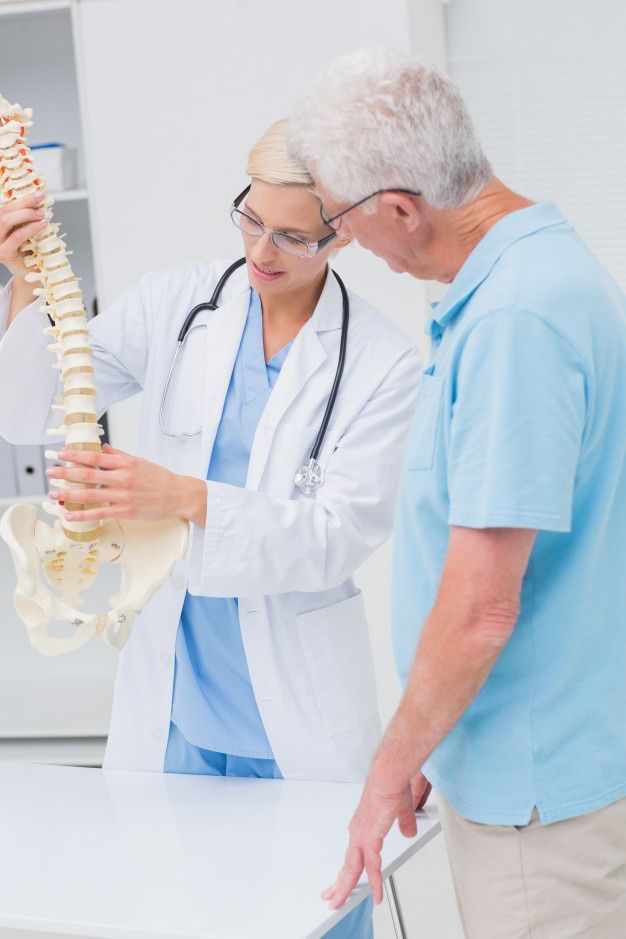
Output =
[
  {"x1": 320, "y1": 189, "x2": 421, "y2": 231},
  {"x1": 231, "y1": 185, "x2": 337, "y2": 259}
]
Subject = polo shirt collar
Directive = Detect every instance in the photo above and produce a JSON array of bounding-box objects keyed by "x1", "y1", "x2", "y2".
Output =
[{"x1": 427, "y1": 202, "x2": 568, "y2": 339}]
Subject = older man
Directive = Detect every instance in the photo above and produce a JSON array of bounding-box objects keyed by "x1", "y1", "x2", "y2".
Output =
[{"x1": 288, "y1": 49, "x2": 626, "y2": 938}]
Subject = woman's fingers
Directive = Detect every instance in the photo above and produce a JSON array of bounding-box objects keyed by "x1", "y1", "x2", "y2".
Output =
[
  {"x1": 55, "y1": 448, "x2": 129, "y2": 471},
  {"x1": 47, "y1": 464, "x2": 113, "y2": 486},
  {"x1": 0, "y1": 190, "x2": 46, "y2": 218},
  {"x1": 0, "y1": 193, "x2": 48, "y2": 264},
  {"x1": 2, "y1": 218, "x2": 47, "y2": 255},
  {"x1": 48, "y1": 487, "x2": 120, "y2": 505},
  {"x1": 1, "y1": 216, "x2": 48, "y2": 266},
  {"x1": 63, "y1": 505, "x2": 127, "y2": 522},
  {"x1": 0, "y1": 206, "x2": 46, "y2": 235}
]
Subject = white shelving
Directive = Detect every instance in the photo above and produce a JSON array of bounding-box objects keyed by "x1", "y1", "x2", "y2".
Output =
[
  {"x1": 0, "y1": 2, "x2": 97, "y2": 310},
  {"x1": 51, "y1": 186, "x2": 89, "y2": 202},
  {"x1": 0, "y1": 736, "x2": 106, "y2": 767},
  {"x1": 0, "y1": 1, "x2": 70, "y2": 16},
  {"x1": 0, "y1": 0, "x2": 115, "y2": 754}
]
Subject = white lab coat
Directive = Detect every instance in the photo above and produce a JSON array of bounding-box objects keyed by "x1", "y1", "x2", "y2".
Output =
[{"x1": 0, "y1": 260, "x2": 421, "y2": 781}]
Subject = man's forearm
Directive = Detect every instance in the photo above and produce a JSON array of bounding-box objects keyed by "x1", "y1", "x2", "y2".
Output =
[
  {"x1": 370, "y1": 527, "x2": 536, "y2": 793},
  {"x1": 371, "y1": 600, "x2": 516, "y2": 790}
]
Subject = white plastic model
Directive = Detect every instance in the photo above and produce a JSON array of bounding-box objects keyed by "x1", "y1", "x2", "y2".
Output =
[{"x1": 0, "y1": 94, "x2": 188, "y2": 655}]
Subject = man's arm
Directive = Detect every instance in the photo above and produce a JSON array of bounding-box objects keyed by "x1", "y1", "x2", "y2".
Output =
[
  {"x1": 373, "y1": 525, "x2": 536, "y2": 788},
  {"x1": 323, "y1": 525, "x2": 536, "y2": 909}
]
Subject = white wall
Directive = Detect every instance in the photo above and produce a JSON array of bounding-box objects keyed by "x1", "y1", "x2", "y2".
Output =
[{"x1": 446, "y1": 0, "x2": 626, "y2": 291}]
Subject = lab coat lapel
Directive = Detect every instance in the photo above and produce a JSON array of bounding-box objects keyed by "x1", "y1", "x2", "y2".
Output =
[
  {"x1": 199, "y1": 286, "x2": 250, "y2": 474},
  {"x1": 246, "y1": 269, "x2": 343, "y2": 491}
]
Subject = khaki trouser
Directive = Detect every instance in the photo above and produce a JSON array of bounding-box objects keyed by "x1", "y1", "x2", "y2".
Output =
[{"x1": 438, "y1": 793, "x2": 626, "y2": 938}]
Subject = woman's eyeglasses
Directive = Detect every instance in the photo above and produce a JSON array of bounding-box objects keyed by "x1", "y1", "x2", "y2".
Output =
[{"x1": 231, "y1": 185, "x2": 337, "y2": 259}]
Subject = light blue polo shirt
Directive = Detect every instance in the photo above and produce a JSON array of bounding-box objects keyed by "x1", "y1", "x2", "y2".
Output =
[{"x1": 392, "y1": 202, "x2": 626, "y2": 825}]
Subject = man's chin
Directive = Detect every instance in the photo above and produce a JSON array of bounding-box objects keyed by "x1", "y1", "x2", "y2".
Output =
[
  {"x1": 358, "y1": 241, "x2": 407, "y2": 273},
  {"x1": 385, "y1": 256, "x2": 406, "y2": 273}
]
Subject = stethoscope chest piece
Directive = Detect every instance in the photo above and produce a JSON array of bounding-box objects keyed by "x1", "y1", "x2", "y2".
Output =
[{"x1": 294, "y1": 459, "x2": 325, "y2": 495}]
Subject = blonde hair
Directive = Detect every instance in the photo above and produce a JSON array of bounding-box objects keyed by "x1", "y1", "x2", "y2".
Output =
[
  {"x1": 246, "y1": 119, "x2": 348, "y2": 254},
  {"x1": 247, "y1": 119, "x2": 314, "y2": 188}
]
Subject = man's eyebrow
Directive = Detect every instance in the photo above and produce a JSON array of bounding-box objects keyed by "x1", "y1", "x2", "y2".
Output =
[{"x1": 245, "y1": 203, "x2": 311, "y2": 239}]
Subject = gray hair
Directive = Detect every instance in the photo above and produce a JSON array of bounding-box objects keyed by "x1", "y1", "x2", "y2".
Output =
[{"x1": 287, "y1": 48, "x2": 492, "y2": 210}]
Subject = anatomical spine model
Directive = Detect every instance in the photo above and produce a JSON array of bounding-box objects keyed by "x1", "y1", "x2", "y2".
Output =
[{"x1": 0, "y1": 95, "x2": 188, "y2": 655}]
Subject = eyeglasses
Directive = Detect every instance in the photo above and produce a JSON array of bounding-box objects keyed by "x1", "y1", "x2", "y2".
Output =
[
  {"x1": 320, "y1": 189, "x2": 422, "y2": 231},
  {"x1": 231, "y1": 185, "x2": 337, "y2": 259}
]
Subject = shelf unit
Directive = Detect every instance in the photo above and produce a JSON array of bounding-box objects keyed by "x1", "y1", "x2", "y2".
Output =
[
  {"x1": 0, "y1": 735, "x2": 106, "y2": 767},
  {"x1": 0, "y1": 0, "x2": 98, "y2": 468},
  {"x1": 0, "y1": 1, "x2": 70, "y2": 15},
  {"x1": 0, "y1": 0, "x2": 116, "y2": 752},
  {"x1": 51, "y1": 186, "x2": 89, "y2": 202}
]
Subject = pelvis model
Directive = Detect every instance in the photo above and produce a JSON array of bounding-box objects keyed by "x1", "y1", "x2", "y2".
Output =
[{"x1": 0, "y1": 94, "x2": 188, "y2": 655}]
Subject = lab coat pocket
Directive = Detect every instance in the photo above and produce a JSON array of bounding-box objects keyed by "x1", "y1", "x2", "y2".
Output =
[
  {"x1": 297, "y1": 591, "x2": 378, "y2": 737},
  {"x1": 269, "y1": 422, "x2": 319, "y2": 467},
  {"x1": 406, "y1": 372, "x2": 445, "y2": 470}
]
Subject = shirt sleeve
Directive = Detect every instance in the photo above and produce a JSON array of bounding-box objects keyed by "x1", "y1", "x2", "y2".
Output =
[{"x1": 448, "y1": 308, "x2": 587, "y2": 531}]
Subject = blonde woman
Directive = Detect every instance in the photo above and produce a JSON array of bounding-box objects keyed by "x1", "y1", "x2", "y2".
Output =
[{"x1": 0, "y1": 121, "x2": 420, "y2": 937}]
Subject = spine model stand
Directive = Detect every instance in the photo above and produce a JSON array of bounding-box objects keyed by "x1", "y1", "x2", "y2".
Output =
[{"x1": 0, "y1": 95, "x2": 188, "y2": 655}]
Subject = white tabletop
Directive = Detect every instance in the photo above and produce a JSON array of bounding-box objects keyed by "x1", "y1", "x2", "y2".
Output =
[{"x1": 0, "y1": 761, "x2": 440, "y2": 939}]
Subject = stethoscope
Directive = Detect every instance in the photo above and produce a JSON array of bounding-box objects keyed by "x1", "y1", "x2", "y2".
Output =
[{"x1": 159, "y1": 257, "x2": 349, "y2": 495}]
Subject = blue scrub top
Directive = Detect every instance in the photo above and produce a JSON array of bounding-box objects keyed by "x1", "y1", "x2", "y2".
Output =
[
  {"x1": 392, "y1": 203, "x2": 626, "y2": 826},
  {"x1": 171, "y1": 290, "x2": 291, "y2": 758}
]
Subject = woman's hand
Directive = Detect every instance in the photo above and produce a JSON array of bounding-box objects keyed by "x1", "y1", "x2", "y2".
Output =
[
  {"x1": 0, "y1": 190, "x2": 48, "y2": 280},
  {"x1": 46, "y1": 443, "x2": 207, "y2": 527}
]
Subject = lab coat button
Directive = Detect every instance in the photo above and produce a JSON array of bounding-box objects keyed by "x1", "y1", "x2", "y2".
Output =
[
  {"x1": 159, "y1": 651, "x2": 172, "y2": 667},
  {"x1": 170, "y1": 574, "x2": 185, "y2": 590}
]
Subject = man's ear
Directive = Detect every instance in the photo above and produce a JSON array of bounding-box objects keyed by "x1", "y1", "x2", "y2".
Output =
[
  {"x1": 379, "y1": 191, "x2": 421, "y2": 232},
  {"x1": 332, "y1": 234, "x2": 353, "y2": 255}
]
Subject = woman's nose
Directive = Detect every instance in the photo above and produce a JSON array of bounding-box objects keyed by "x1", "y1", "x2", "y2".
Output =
[{"x1": 251, "y1": 230, "x2": 279, "y2": 262}]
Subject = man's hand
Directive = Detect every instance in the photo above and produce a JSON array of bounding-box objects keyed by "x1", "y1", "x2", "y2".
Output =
[
  {"x1": 322, "y1": 768, "x2": 429, "y2": 910},
  {"x1": 46, "y1": 443, "x2": 208, "y2": 527},
  {"x1": 411, "y1": 770, "x2": 431, "y2": 811}
]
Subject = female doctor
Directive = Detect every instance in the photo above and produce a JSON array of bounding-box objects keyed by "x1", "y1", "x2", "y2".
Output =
[{"x1": 0, "y1": 120, "x2": 420, "y2": 938}]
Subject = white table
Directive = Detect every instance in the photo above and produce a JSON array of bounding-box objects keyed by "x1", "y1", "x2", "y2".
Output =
[{"x1": 0, "y1": 762, "x2": 440, "y2": 939}]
